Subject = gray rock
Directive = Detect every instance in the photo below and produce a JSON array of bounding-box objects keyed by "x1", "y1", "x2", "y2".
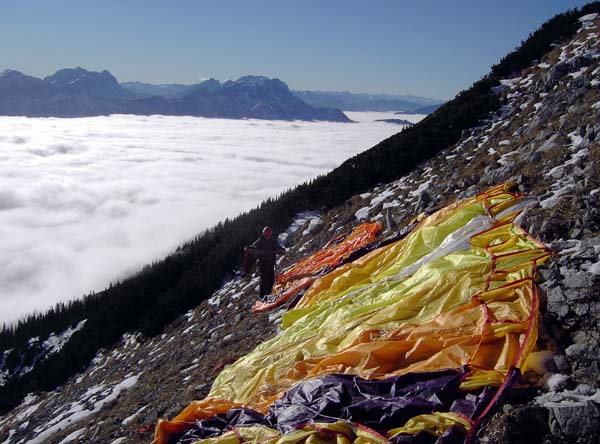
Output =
[
  {"x1": 554, "y1": 354, "x2": 570, "y2": 372},
  {"x1": 539, "y1": 133, "x2": 560, "y2": 152},
  {"x1": 546, "y1": 286, "x2": 570, "y2": 317},
  {"x1": 574, "y1": 384, "x2": 595, "y2": 396},
  {"x1": 561, "y1": 269, "x2": 595, "y2": 290},
  {"x1": 565, "y1": 341, "x2": 589, "y2": 359},
  {"x1": 549, "y1": 401, "x2": 600, "y2": 438},
  {"x1": 570, "y1": 227, "x2": 584, "y2": 239},
  {"x1": 415, "y1": 191, "x2": 431, "y2": 213},
  {"x1": 544, "y1": 63, "x2": 572, "y2": 89}
]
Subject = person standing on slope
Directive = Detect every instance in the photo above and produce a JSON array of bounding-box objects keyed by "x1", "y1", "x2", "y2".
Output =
[{"x1": 244, "y1": 226, "x2": 286, "y2": 297}]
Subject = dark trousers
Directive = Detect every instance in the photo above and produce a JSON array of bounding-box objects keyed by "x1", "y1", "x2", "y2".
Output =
[{"x1": 260, "y1": 268, "x2": 275, "y2": 297}]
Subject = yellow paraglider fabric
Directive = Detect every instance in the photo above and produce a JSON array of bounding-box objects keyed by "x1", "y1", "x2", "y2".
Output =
[
  {"x1": 188, "y1": 422, "x2": 390, "y2": 444},
  {"x1": 387, "y1": 412, "x2": 472, "y2": 439},
  {"x1": 154, "y1": 184, "x2": 551, "y2": 444}
]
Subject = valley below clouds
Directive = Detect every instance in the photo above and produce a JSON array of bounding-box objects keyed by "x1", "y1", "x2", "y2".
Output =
[{"x1": 0, "y1": 112, "x2": 422, "y2": 323}]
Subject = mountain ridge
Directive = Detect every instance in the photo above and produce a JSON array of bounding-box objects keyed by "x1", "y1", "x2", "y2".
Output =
[
  {"x1": 0, "y1": 69, "x2": 349, "y2": 122},
  {"x1": 120, "y1": 82, "x2": 444, "y2": 113},
  {"x1": 292, "y1": 89, "x2": 444, "y2": 112}
]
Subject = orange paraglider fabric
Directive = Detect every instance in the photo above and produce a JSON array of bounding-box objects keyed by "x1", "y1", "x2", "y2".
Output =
[
  {"x1": 274, "y1": 221, "x2": 382, "y2": 289},
  {"x1": 251, "y1": 222, "x2": 382, "y2": 313}
]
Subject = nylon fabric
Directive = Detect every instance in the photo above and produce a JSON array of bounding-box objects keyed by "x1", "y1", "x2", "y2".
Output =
[
  {"x1": 180, "y1": 422, "x2": 391, "y2": 444},
  {"x1": 154, "y1": 184, "x2": 551, "y2": 444},
  {"x1": 275, "y1": 222, "x2": 382, "y2": 290},
  {"x1": 252, "y1": 222, "x2": 382, "y2": 313}
]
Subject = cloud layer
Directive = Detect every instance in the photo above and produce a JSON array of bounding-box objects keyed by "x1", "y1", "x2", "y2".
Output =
[{"x1": 0, "y1": 112, "x2": 422, "y2": 323}]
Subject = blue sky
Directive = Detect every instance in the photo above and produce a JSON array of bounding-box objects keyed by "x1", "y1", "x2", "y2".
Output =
[{"x1": 0, "y1": 0, "x2": 591, "y2": 99}]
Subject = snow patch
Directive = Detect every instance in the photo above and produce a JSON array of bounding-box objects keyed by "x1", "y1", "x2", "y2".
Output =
[
  {"x1": 23, "y1": 373, "x2": 141, "y2": 444},
  {"x1": 544, "y1": 373, "x2": 570, "y2": 391},
  {"x1": 355, "y1": 206, "x2": 370, "y2": 221},
  {"x1": 582, "y1": 261, "x2": 600, "y2": 275},
  {"x1": 15, "y1": 400, "x2": 43, "y2": 422},
  {"x1": 0, "y1": 429, "x2": 16, "y2": 444},
  {"x1": 536, "y1": 385, "x2": 600, "y2": 408},
  {"x1": 302, "y1": 218, "x2": 322, "y2": 236},
  {"x1": 409, "y1": 178, "x2": 433, "y2": 198},
  {"x1": 579, "y1": 13, "x2": 599, "y2": 23},
  {"x1": 122, "y1": 405, "x2": 148, "y2": 425},
  {"x1": 278, "y1": 211, "x2": 321, "y2": 245},
  {"x1": 57, "y1": 428, "x2": 85, "y2": 444}
]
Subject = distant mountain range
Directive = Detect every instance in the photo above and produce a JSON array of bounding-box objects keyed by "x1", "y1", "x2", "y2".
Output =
[
  {"x1": 0, "y1": 68, "x2": 350, "y2": 122},
  {"x1": 292, "y1": 90, "x2": 445, "y2": 113},
  {"x1": 124, "y1": 83, "x2": 445, "y2": 113},
  {"x1": 120, "y1": 81, "x2": 202, "y2": 99}
]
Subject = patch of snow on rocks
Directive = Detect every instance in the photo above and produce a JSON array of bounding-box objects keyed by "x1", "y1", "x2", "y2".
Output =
[
  {"x1": 582, "y1": 260, "x2": 600, "y2": 275},
  {"x1": 355, "y1": 206, "x2": 370, "y2": 221},
  {"x1": 302, "y1": 217, "x2": 322, "y2": 236},
  {"x1": 15, "y1": 400, "x2": 42, "y2": 422},
  {"x1": 57, "y1": 428, "x2": 85, "y2": 444},
  {"x1": 370, "y1": 190, "x2": 394, "y2": 207},
  {"x1": 0, "y1": 429, "x2": 16, "y2": 444},
  {"x1": 544, "y1": 373, "x2": 571, "y2": 391},
  {"x1": 121, "y1": 405, "x2": 149, "y2": 425},
  {"x1": 536, "y1": 384, "x2": 600, "y2": 408},
  {"x1": 23, "y1": 373, "x2": 141, "y2": 444},
  {"x1": 278, "y1": 211, "x2": 322, "y2": 246},
  {"x1": 579, "y1": 13, "x2": 599, "y2": 24},
  {"x1": 409, "y1": 178, "x2": 433, "y2": 198}
]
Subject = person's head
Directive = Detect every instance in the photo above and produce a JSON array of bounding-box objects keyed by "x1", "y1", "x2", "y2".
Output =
[{"x1": 262, "y1": 226, "x2": 273, "y2": 239}]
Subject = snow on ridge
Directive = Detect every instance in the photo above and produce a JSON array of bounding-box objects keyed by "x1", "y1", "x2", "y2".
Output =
[
  {"x1": 43, "y1": 319, "x2": 87, "y2": 357},
  {"x1": 1, "y1": 320, "x2": 88, "y2": 387},
  {"x1": 409, "y1": 177, "x2": 433, "y2": 198},
  {"x1": 57, "y1": 428, "x2": 85, "y2": 444},
  {"x1": 1, "y1": 429, "x2": 16, "y2": 444},
  {"x1": 279, "y1": 211, "x2": 322, "y2": 246},
  {"x1": 579, "y1": 13, "x2": 599, "y2": 23},
  {"x1": 23, "y1": 372, "x2": 142, "y2": 444},
  {"x1": 121, "y1": 404, "x2": 148, "y2": 425},
  {"x1": 354, "y1": 206, "x2": 370, "y2": 221},
  {"x1": 14, "y1": 400, "x2": 43, "y2": 423}
]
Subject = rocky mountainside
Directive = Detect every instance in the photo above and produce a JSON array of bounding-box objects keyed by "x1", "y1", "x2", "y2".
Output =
[
  {"x1": 0, "y1": 69, "x2": 349, "y2": 122},
  {"x1": 1, "y1": 7, "x2": 600, "y2": 444}
]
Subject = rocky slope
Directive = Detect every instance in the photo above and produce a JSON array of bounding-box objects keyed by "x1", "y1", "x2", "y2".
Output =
[
  {"x1": 1, "y1": 11, "x2": 599, "y2": 444},
  {"x1": 0, "y1": 69, "x2": 349, "y2": 122}
]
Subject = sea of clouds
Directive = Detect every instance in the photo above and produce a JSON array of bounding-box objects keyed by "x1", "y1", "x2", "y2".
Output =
[{"x1": 0, "y1": 112, "x2": 423, "y2": 323}]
